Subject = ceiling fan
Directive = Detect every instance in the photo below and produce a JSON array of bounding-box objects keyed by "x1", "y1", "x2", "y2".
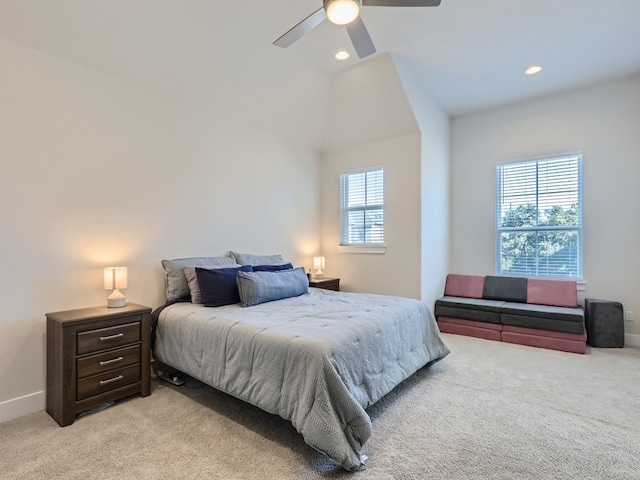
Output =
[{"x1": 273, "y1": 0, "x2": 442, "y2": 59}]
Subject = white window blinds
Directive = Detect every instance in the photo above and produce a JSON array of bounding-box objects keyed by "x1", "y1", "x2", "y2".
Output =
[
  {"x1": 340, "y1": 168, "x2": 384, "y2": 246},
  {"x1": 496, "y1": 153, "x2": 583, "y2": 278}
]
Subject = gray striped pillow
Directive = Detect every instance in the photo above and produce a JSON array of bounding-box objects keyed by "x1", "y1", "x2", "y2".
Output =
[
  {"x1": 236, "y1": 267, "x2": 309, "y2": 307},
  {"x1": 230, "y1": 251, "x2": 284, "y2": 266}
]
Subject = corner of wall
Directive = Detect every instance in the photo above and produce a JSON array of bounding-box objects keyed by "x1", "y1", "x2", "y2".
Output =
[{"x1": 392, "y1": 54, "x2": 452, "y2": 308}]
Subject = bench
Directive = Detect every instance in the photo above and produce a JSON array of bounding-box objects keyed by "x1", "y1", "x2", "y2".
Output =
[{"x1": 434, "y1": 274, "x2": 586, "y2": 354}]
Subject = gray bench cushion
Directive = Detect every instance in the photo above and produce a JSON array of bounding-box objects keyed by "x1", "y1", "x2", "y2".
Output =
[
  {"x1": 501, "y1": 302, "x2": 585, "y2": 334},
  {"x1": 483, "y1": 276, "x2": 527, "y2": 303},
  {"x1": 435, "y1": 296, "x2": 505, "y2": 324}
]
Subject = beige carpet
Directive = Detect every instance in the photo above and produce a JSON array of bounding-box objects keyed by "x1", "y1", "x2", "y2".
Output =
[{"x1": 2, "y1": 334, "x2": 640, "y2": 479}]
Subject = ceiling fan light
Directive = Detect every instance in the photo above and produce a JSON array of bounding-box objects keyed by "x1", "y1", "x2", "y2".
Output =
[{"x1": 325, "y1": 0, "x2": 360, "y2": 26}]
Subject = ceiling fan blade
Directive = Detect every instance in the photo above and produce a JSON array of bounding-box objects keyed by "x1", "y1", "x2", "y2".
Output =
[
  {"x1": 346, "y1": 16, "x2": 376, "y2": 59},
  {"x1": 362, "y1": 0, "x2": 441, "y2": 6},
  {"x1": 273, "y1": 7, "x2": 327, "y2": 48}
]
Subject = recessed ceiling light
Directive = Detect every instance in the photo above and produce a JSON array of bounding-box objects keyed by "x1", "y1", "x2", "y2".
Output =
[
  {"x1": 335, "y1": 50, "x2": 350, "y2": 60},
  {"x1": 525, "y1": 65, "x2": 543, "y2": 75}
]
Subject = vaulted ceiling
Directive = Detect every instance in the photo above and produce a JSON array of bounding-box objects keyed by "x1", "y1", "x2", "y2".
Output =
[{"x1": 2, "y1": 0, "x2": 639, "y2": 148}]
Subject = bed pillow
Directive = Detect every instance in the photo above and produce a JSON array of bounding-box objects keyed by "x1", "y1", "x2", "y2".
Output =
[
  {"x1": 162, "y1": 256, "x2": 236, "y2": 302},
  {"x1": 196, "y1": 265, "x2": 253, "y2": 307},
  {"x1": 252, "y1": 263, "x2": 293, "y2": 272},
  {"x1": 229, "y1": 251, "x2": 284, "y2": 266},
  {"x1": 183, "y1": 264, "x2": 242, "y2": 304},
  {"x1": 236, "y1": 267, "x2": 309, "y2": 307}
]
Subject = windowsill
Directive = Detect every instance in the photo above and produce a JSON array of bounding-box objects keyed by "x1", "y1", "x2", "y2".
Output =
[{"x1": 338, "y1": 245, "x2": 386, "y2": 254}]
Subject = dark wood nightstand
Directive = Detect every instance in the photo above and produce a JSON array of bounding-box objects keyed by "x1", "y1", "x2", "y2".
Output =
[
  {"x1": 309, "y1": 277, "x2": 340, "y2": 291},
  {"x1": 46, "y1": 302, "x2": 152, "y2": 426}
]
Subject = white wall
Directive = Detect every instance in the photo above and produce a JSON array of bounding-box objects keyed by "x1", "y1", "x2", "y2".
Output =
[
  {"x1": 0, "y1": 38, "x2": 320, "y2": 421},
  {"x1": 393, "y1": 55, "x2": 451, "y2": 309},
  {"x1": 320, "y1": 54, "x2": 424, "y2": 298},
  {"x1": 321, "y1": 133, "x2": 423, "y2": 297},
  {"x1": 319, "y1": 54, "x2": 451, "y2": 305},
  {"x1": 321, "y1": 54, "x2": 419, "y2": 151},
  {"x1": 451, "y1": 73, "x2": 640, "y2": 346}
]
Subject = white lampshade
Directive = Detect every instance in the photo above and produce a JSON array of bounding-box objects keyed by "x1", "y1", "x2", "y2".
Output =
[
  {"x1": 313, "y1": 256, "x2": 325, "y2": 279},
  {"x1": 104, "y1": 267, "x2": 127, "y2": 308},
  {"x1": 325, "y1": 0, "x2": 360, "y2": 25}
]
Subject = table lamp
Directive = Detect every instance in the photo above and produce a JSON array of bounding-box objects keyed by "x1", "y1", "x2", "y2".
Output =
[
  {"x1": 104, "y1": 267, "x2": 127, "y2": 307},
  {"x1": 313, "y1": 257, "x2": 325, "y2": 279}
]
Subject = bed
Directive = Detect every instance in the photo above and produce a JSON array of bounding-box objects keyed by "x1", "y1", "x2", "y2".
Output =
[{"x1": 152, "y1": 254, "x2": 450, "y2": 471}]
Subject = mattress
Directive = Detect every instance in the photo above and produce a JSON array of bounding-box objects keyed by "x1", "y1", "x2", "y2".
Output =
[{"x1": 153, "y1": 288, "x2": 449, "y2": 470}]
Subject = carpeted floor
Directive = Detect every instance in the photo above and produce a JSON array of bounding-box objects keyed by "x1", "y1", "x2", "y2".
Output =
[{"x1": 2, "y1": 334, "x2": 640, "y2": 479}]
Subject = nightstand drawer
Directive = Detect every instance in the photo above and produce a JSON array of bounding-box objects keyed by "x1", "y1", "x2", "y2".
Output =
[
  {"x1": 77, "y1": 364, "x2": 140, "y2": 401},
  {"x1": 77, "y1": 321, "x2": 140, "y2": 355},
  {"x1": 77, "y1": 345, "x2": 141, "y2": 379},
  {"x1": 309, "y1": 277, "x2": 340, "y2": 291}
]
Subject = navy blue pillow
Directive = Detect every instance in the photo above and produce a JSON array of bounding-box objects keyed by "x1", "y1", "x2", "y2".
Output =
[
  {"x1": 252, "y1": 263, "x2": 293, "y2": 272},
  {"x1": 195, "y1": 265, "x2": 253, "y2": 307}
]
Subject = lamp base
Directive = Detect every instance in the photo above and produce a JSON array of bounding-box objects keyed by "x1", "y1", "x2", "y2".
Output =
[
  {"x1": 314, "y1": 272, "x2": 325, "y2": 279},
  {"x1": 107, "y1": 297, "x2": 126, "y2": 308},
  {"x1": 107, "y1": 289, "x2": 126, "y2": 308}
]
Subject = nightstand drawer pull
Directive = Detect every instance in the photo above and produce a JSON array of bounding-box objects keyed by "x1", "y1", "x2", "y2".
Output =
[
  {"x1": 100, "y1": 333, "x2": 124, "y2": 342},
  {"x1": 99, "y1": 356, "x2": 124, "y2": 366},
  {"x1": 99, "y1": 375, "x2": 124, "y2": 386}
]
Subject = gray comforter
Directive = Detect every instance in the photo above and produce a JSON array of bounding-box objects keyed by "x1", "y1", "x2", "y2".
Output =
[{"x1": 153, "y1": 288, "x2": 449, "y2": 470}]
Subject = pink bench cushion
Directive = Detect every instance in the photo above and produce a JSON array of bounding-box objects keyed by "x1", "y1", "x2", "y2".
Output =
[
  {"x1": 527, "y1": 279, "x2": 577, "y2": 308},
  {"x1": 437, "y1": 319, "x2": 502, "y2": 341},
  {"x1": 444, "y1": 274, "x2": 485, "y2": 299},
  {"x1": 502, "y1": 325, "x2": 586, "y2": 341},
  {"x1": 501, "y1": 329, "x2": 586, "y2": 354},
  {"x1": 438, "y1": 316, "x2": 503, "y2": 331}
]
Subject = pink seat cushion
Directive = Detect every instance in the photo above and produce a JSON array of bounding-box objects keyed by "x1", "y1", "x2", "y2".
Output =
[
  {"x1": 438, "y1": 316, "x2": 503, "y2": 331},
  {"x1": 501, "y1": 331, "x2": 586, "y2": 354},
  {"x1": 527, "y1": 279, "x2": 577, "y2": 308},
  {"x1": 437, "y1": 321, "x2": 502, "y2": 341},
  {"x1": 444, "y1": 274, "x2": 485, "y2": 299},
  {"x1": 502, "y1": 325, "x2": 586, "y2": 341}
]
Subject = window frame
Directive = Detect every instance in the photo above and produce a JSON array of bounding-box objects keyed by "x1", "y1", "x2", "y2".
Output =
[
  {"x1": 495, "y1": 152, "x2": 583, "y2": 279},
  {"x1": 339, "y1": 167, "x2": 385, "y2": 252}
]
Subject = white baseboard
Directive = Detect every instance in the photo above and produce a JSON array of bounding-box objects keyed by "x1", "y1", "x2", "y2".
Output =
[
  {"x1": 625, "y1": 333, "x2": 640, "y2": 347},
  {"x1": 0, "y1": 391, "x2": 45, "y2": 424}
]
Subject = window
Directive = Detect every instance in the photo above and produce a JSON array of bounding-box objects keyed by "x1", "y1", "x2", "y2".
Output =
[
  {"x1": 340, "y1": 168, "x2": 384, "y2": 246},
  {"x1": 496, "y1": 153, "x2": 583, "y2": 278}
]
